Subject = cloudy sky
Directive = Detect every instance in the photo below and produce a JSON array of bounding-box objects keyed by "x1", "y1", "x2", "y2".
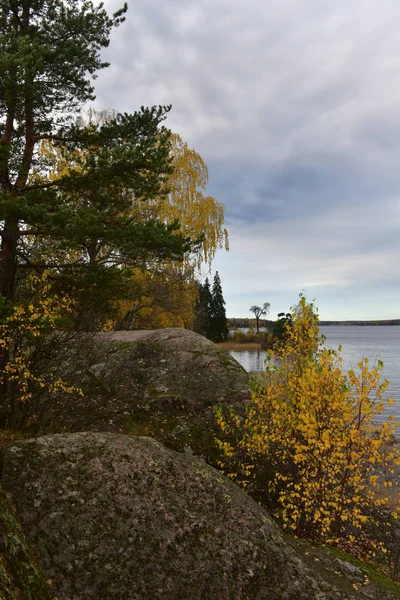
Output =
[{"x1": 94, "y1": 0, "x2": 400, "y2": 320}]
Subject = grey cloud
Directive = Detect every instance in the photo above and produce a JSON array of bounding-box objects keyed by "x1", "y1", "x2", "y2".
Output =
[{"x1": 95, "y1": 0, "x2": 400, "y2": 318}]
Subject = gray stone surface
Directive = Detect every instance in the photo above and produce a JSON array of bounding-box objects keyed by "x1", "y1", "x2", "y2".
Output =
[
  {"x1": 32, "y1": 328, "x2": 251, "y2": 464},
  {"x1": 2, "y1": 432, "x2": 397, "y2": 600}
]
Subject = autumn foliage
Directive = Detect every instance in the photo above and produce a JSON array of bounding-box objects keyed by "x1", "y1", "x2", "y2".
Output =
[
  {"x1": 40, "y1": 129, "x2": 228, "y2": 330},
  {"x1": 216, "y1": 295, "x2": 400, "y2": 554},
  {"x1": 103, "y1": 265, "x2": 198, "y2": 331},
  {"x1": 0, "y1": 275, "x2": 81, "y2": 426}
]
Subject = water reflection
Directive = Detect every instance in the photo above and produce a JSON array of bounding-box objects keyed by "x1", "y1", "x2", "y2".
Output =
[{"x1": 228, "y1": 349, "x2": 270, "y2": 372}]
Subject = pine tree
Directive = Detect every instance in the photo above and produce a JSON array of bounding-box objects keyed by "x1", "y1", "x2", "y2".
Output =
[
  {"x1": 0, "y1": 0, "x2": 195, "y2": 308},
  {"x1": 210, "y1": 271, "x2": 228, "y2": 342}
]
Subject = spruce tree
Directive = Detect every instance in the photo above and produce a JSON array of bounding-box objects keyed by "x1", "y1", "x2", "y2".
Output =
[
  {"x1": 193, "y1": 278, "x2": 213, "y2": 338},
  {"x1": 210, "y1": 271, "x2": 228, "y2": 342}
]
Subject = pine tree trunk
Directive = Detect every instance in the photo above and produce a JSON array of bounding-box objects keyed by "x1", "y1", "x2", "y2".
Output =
[
  {"x1": 0, "y1": 217, "x2": 19, "y2": 302},
  {"x1": 0, "y1": 217, "x2": 19, "y2": 427}
]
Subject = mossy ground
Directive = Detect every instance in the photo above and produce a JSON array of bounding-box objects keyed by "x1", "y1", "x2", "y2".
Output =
[{"x1": 295, "y1": 539, "x2": 400, "y2": 599}]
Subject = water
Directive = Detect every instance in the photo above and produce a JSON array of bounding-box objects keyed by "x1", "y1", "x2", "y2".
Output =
[
  {"x1": 229, "y1": 349, "x2": 270, "y2": 372},
  {"x1": 228, "y1": 326, "x2": 400, "y2": 432}
]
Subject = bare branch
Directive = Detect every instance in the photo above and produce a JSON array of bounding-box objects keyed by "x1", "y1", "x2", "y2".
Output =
[{"x1": 23, "y1": 180, "x2": 61, "y2": 192}]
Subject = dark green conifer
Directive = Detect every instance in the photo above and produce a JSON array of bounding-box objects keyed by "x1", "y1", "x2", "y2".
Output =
[
  {"x1": 193, "y1": 278, "x2": 213, "y2": 338},
  {"x1": 210, "y1": 271, "x2": 229, "y2": 342}
]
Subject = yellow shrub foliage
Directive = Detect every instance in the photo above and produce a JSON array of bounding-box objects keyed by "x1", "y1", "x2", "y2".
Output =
[
  {"x1": 0, "y1": 275, "x2": 81, "y2": 416},
  {"x1": 216, "y1": 295, "x2": 400, "y2": 552}
]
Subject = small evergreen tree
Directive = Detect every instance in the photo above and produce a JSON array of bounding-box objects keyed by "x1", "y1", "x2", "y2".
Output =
[
  {"x1": 210, "y1": 272, "x2": 229, "y2": 342},
  {"x1": 193, "y1": 273, "x2": 228, "y2": 342},
  {"x1": 193, "y1": 278, "x2": 213, "y2": 338}
]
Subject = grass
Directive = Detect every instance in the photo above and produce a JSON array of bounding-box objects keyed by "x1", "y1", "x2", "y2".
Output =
[{"x1": 217, "y1": 330, "x2": 275, "y2": 352}]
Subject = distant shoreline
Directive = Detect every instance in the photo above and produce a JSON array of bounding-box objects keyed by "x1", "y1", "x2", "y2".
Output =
[{"x1": 229, "y1": 318, "x2": 400, "y2": 328}]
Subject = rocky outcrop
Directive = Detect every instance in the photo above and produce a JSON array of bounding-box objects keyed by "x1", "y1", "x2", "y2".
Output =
[
  {"x1": 0, "y1": 484, "x2": 51, "y2": 600},
  {"x1": 2, "y1": 432, "x2": 399, "y2": 600},
  {"x1": 33, "y1": 328, "x2": 251, "y2": 464}
]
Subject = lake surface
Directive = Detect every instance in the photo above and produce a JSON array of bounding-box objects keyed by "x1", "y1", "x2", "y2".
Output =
[{"x1": 228, "y1": 326, "x2": 400, "y2": 432}]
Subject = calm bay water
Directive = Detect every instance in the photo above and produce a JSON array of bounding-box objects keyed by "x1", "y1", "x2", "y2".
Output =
[{"x1": 228, "y1": 326, "x2": 400, "y2": 432}]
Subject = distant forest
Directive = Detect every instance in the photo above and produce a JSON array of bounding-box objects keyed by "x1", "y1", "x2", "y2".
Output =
[
  {"x1": 228, "y1": 318, "x2": 400, "y2": 328},
  {"x1": 319, "y1": 319, "x2": 400, "y2": 326}
]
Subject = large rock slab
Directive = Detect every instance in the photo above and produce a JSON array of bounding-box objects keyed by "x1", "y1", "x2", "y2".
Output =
[
  {"x1": 2, "y1": 432, "x2": 397, "y2": 600},
  {"x1": 33, "y1": 328, "x2": 251, "y2": 464}
]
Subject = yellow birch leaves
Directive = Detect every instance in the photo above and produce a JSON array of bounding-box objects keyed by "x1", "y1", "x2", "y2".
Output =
[
  {"x1": 216, "y1": 294, "x2": 400, "y2": 554},
  {"x1": 163, "y1": 133, "x2": 229, "y2": 268},
  {"x1": 0, "y1": 274, "x2": 81, "y2": 409}
]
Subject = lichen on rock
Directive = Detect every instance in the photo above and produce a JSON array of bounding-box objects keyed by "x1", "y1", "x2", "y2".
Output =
[
  {"x1": 2, "y1": 431, "x2": 396, "y2": 600},
  {"x1": 29, "y1": 328, "x2": 251, "y2": 465},
  {"x1": 0, "y1": 483, "x2": 51, "y2": 600}
]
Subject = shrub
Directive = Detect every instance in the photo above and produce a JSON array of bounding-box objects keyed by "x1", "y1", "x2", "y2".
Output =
[
  {"x1": 0, "y1": 274, "x2": 81, "y2": 428},
  {"x1": 215, "y1": 295, "x2": 400, "y2": 556}
]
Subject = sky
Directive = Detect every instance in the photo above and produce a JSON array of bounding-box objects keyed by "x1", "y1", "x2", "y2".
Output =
[{"x1": 93, "y1": 0, "x2": 400, "y2": 320}]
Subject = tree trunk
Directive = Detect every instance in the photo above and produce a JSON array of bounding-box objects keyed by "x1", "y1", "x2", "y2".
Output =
[
  {"x1": 0, "y1": 215, "x2": 19, "y2": 426},
  {"x1": 0, "y1": 217, "x2": 19, "y2": 302}
]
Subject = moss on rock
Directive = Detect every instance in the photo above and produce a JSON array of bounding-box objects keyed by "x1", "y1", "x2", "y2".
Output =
[
  {"x1": 0, "y1": 484, "x2": 51, "y2": 600},
  {"x1": 295, "y1": 541, "x2": 400, "y2": 599},
  {"x1": 28, "y1": 328, "x2": 251, "y2": 466}
]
